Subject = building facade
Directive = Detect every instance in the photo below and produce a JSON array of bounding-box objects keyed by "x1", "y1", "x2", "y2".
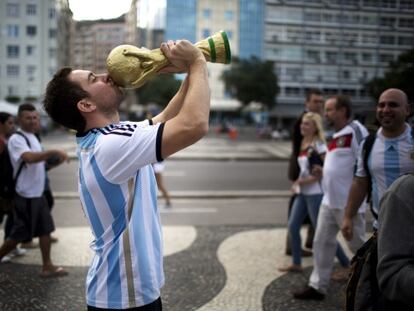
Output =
[
  {"x1": 0, "y1": 0, "x2": 72, "y2": 101},
  {"x1": 72, "y1": 17, "x2": 126, "y2": 74},
  {"x1": 265, "y1": 0, "x2": 414, "y2": 121},
  {"x1": 165, "y1": 0, "x2": 264, "y2": 112}
]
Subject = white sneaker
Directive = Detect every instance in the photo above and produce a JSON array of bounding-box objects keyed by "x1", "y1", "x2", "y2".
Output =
[
  {"x1": 11, "y1": 247, "x2": 27, "y2": 257},
  {"x1": 1, "y1": 255, "x2": 12, "y2": 263}
]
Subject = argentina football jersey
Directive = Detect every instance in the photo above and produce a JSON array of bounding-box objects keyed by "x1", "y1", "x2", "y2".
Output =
[{"x1": 76, "y1": 120, "x2": 165, "y2": 309}]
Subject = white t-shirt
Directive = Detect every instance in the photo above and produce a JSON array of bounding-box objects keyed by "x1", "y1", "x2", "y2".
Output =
[
  {"x1": 322, "y1": 121, "x2": 368, "y2": 212},
  {"x1": 7, "y1": 130, "x2": 45, "y2": 198},
  {"x1": 77, "y1": 120, "x2": 165, "y2": 309},
  {"x1": 297, "y1": 139, "x2": 327, "y2": 195}
]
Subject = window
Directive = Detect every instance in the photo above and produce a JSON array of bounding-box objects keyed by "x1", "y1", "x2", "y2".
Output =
[
  {"x1": 399, "y1": 18, "x2": 414, "y2": 28},
  {"x1": 7, "y1": 25, "x2": 19, "y2": 38},
  {"x1": 380, "y1": 36, "x2": 395, "y2": 45},
  {"x1": 49, "y1": 8, "x2": 56, "y2": 18},
  {"x1": 286, "y1": 68, "x2": 302, "y2": 81},
  {"x1": 202, "y1": 28, "x2": 210, "y2": 38},
  {"x1": 26, "y1": 4, "x2": 36, "y2": 15},
  {"x1": 6, "y1": 3, "x2": 19, "y2": 17},
  {"x1": 27, "y1": 65, "x2": 36, "y2": 75},
  {"x1": 7, "y1": 65, "x2": 20, "y2": 77},
  {"x1": 306, "y1": 50, "x2": 320, "y2": 63},
  {"x1": 380, "y1": 54, "x2": 394, "y2": 63},
  {"x1": 49, "y1": 29, "x2": 57, "y2": 38},
  {"x1": 202, "y1": 9, "x2": 211, "y2": 18},
  {"x1": 7, "y1": 86, "x2": 19, "y2": 96},
  {"x1": 49, "y1": 48, "x2": 56, "y2": 58},
  {"x1": 26, "y1": 26, "x2": 37, "y2": 37},
  {"x1": 326, "y1": 51, "x2": 338, "y2": 63},
  {"x1": 7, "y1": 45, "x2": 19, "y2": 58},
  {"x1": 342, "y1": 70, "x2": 351, "y2": 80},
  {"x1": 344, "y1": 52, "x2": 357, "y2": 64},
  {"x1": 285, "y1": 87, "x2": 301, "y2": 96},
  {"x1": 400, "y1": 0, "x2": 414, "y2": 9},
  {"x1": 380, "y1": 17, "x2": 395, "y2": 27},
  {"x1": 304, "y1": 12, "x2": 321, "y2": 22},
  {"x1": 362, "y1": 52, "x2": 372, "y2": 62},
  {"x1": 224, "y1": 10, "x2": 234, "y2": 21},
  {"x1": 398, "y1": 36, "x2": 414, "y2": 46},
  {"x1": 26, "y1": 45, "x2": 36, "y2": 56}
]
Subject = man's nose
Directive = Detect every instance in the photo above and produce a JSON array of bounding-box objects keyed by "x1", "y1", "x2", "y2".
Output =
[{"x1": 97, "y1": 73, "x2": 109, "y2": 82}]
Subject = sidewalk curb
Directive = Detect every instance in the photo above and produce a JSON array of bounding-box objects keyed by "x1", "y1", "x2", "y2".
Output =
[
  {"x1": 67, "y1": 153, "x2": 289, "y2": 161},
  {"x1": 54, "y1": 190, "x2": 292, "y2": 200}
]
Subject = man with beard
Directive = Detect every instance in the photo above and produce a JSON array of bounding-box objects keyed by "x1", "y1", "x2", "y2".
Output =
[
  {"x1": 293, "y1": 95, "x2": 368, "y2": 300},
  {"x1": 342, "y1": 88, "x2": 414, "y2": 238},
  {"x1": 43, "y1": 40, "x2": 209, "y2": 310}
]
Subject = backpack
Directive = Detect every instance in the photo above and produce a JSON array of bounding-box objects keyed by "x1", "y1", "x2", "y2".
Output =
[
  {"x1": 345, "y1": 232, "x2": 384, "y2": 311},
  {"x1": 0, "y1": 132, "x2": 31, "y2": 214}
]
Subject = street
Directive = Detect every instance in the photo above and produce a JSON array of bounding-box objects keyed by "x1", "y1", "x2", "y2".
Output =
[{"x1": 48, "y1": 159, "x2": 291, "y2": 193}]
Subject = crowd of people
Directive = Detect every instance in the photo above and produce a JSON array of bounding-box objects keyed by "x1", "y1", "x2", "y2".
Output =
[
  {"x1": 282, "y1": 87, "x2": 414, "y2": 308},
  {"x1": 0, "y1": 40, "x2": 412, "y2": 309}
]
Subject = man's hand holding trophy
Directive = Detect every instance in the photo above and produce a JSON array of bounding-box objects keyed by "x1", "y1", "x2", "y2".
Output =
[{"x1": 106, "y1": 31, "x2": 231, "y2": 89}]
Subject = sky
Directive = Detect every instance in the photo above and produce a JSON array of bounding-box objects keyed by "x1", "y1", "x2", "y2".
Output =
[
  {"x1": 68, "y1": 0, "x2": 166, "y2": 27},
  {"x1": 68, "y1": 0, "x2": 133, "y2": 21}
]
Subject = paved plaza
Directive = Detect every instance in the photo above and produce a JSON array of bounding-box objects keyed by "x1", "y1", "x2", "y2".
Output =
[{"x1": 0, "y1": 132, "x2": 356, "y2": 310}]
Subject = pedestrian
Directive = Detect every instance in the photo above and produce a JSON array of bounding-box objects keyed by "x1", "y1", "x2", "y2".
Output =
[
  {"x1": 153, "y1": 161, "x2": 172, "y2": 208},
  {"x1": 279, "y1": 112, "x2": 349, "y2": 273},
  {"x1": 377, "y1": 173, "x2": 414, "y2": 309},
  {"x1": 286, "y1": 89, "x2": 324, "y2": 256},
  {"x1": 0, "y1": 103, "x2": 69, "y2": 278},
  {"x1": 0, "y1": 112, "x2": 16, "y2": 238},
  {"x1": 293, "y1": 95, "x2": 368, "y2": 300},
  {"x1": 341, "y1": 88, "x2": 414, "y2": 237},
  {"x1": 43, "y1": 40, "x2": 210, "y2": 310}
]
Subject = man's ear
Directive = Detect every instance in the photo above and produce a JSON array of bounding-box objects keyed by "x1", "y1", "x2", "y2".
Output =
[{"x1": 77, "y1": 99, "x2": 96, "y2": 113}]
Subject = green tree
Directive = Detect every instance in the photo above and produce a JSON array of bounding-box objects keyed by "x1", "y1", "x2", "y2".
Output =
[
  {"x1": 221, "y1": 56, "x2": 278, "y2": 109},
  {"x1": 365, "y1": 48, "x2": 414, "y2": 102},
  {"x1": 136, "y1": 74, "x2": 181, "y2": 107}
]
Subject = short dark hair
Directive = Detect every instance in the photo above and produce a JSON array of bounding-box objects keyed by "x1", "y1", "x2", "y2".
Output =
[
  {"x1": 18, "y1": 103, "x2": 36, "y2": 116},
  {"x1": 0, "y1": 112, "x2": 12, "y2": 124},
  {"x1": 43, "y1": 67, "x2": 88, "y2": 132},
  {"x1": 306, "y1": 88, "x2": 322, "y2": 101},
  {"x1": 333, "y1": 95, "x2": 352, "y2": 119}
]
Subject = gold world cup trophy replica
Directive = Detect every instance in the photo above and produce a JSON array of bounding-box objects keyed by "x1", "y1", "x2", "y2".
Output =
[{"x1": 106, "y1": 31, "x2": 231, "y2": 89}]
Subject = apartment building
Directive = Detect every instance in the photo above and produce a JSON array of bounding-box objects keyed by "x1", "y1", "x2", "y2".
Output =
[
  {"x1": 0, "y1": 0, "x2": 72, "y2": 101},
  {"x1": 265, "y1": 0, "x2": 414, "y2": 121}
]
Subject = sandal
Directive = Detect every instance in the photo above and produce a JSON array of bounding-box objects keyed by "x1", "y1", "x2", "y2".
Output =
[{"x1": 40, "y1": 266, "x2": 68, "y2": 278}]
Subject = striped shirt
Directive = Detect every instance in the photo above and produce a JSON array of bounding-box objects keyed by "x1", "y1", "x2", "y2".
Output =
[
  {"x1": 356, "y1": 123, "x2": 414, "y2": 228},
  {"x1": 76, "y1": 120, "x2": 165, "y2": 309}
]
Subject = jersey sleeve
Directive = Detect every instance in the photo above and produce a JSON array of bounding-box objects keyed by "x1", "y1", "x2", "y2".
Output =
[
  {"x1": 7, "y1": 134, "x2": 31, "y2": 163},
  {"x1": 355, "y1": 138, "x2": 367, "y2": 177},
  {"x1": 315, "y1": 139, "x2": 327, "y2": 155},
  {"x1": 96, "y1": 120, "x2": 164, "y2": 183}
]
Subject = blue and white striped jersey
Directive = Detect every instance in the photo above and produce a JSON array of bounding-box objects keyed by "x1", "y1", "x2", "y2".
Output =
[
  {"x1": 76, "y1": 120, "x2": 165, "y2": 309},
  {"x1": 356, "y1": 123, "x2": 414, "y2": 228}
]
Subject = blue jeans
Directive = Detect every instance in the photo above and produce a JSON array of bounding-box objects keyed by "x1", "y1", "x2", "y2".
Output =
[{"x1": 288, "y1": 194, "x2": 349, "y2": 266}]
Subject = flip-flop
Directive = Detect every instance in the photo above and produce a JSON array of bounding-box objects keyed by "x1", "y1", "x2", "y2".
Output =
[{"x1": 40, "y1": 266, "x2": 68, "y2": 278}]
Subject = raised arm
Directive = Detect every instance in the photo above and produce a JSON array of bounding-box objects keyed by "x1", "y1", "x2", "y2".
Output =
[
  {"x1": 152, "y1": 75, "x2": 189, "y2": 125},
  {"x1": 158, "y1": 40, "x2": 210, "y2": 159}
]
